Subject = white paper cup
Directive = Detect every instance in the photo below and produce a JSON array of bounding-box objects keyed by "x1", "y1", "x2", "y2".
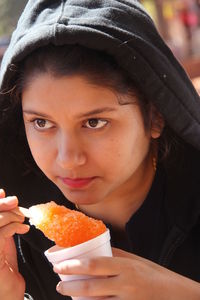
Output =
[{"x1": 45, "y1": 229, "x2": 112, "y2": 300}]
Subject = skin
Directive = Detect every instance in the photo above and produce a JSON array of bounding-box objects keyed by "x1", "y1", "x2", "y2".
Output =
[
  {"x1": 22, "y1": 74, "x2": 159, "y2": 227},
  {"x1": 0, "y1": 189, "x2": 29, "y2": 300},
  {"x1": 53, "y1": 250, "x2": 200, "y2": 299},
  {"x1": 0, "y1": 73, "x2": 199, "y2": 299}
]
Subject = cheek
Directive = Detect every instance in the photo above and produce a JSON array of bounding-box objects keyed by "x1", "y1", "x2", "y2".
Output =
[
  {"x1": 24, "y1": 127, "x2": 53, "y2": 170},
  {"x1": 92, "y1": 132, "x2": 146, "y2": 171},
  {"x1": 99, "y1": 128, "x2": 151, "y2": 177}
]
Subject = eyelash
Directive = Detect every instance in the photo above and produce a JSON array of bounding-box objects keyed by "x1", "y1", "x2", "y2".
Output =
[
  {"x1": 83, "y1": 118, "x2": 108, "y2": 129},
  {"x1": 29, "y1": 118, "x2": 109, "y2": 131},
  {"x1": 30, "y1": 118, "x2": 54, "y2": 131}
]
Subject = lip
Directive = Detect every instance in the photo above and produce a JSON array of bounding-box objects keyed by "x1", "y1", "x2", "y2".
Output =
[{"x1": 59, "y1": 176, "x2": 97, "y2": 188}]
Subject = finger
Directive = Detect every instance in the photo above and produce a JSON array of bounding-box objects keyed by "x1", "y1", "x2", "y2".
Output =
[
  {"x1": 56, "y1": 276, "x2": 117, "y2": 297},
  {"x1": 112, "y1": 247, "x2": 138, "y2": 259},
  {"x1": 0, "y1": 211, "x2": 25, "y2": 227},
  {"x1": 0, "y1": 222, "x2": 30, "y2": 239},
  {"x1": 54, "y1": 257, "x2": 122, "y2": 276},
  {"x1": 112, "y1": 247, "x2": 165, "y2": 271},
  {"x1": 0, "y1": 239, "x2": 17, "y2": 272},
  {"x1": 0, "y1": 189, "x2": 6, "y2": 198},
  {"x1": 112, "y1": 247, "x2": 148, "y2": 263},
  {"x1": 0, "y1": 196, "x2": 18, "y2": 211},
  {"x1": 4, "y1": 237, "x2": 19, "y2": 272}
]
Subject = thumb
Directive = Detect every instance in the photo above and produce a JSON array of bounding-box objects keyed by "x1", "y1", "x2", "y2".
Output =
[
  {"x1": 4, "y1": 238, "x2": 18, "y2": 272},
  {"x1": 0, "y1": 189, "x2": 6, "y2": 198},
  {"x1": 112, "y1": 247, "x2": 134, "y2": 258},
  {"x1": 112, "y1": 247, "x2": 146, "y2": 263}
]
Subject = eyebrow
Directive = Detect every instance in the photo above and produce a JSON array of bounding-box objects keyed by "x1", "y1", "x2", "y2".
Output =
[
  {"x1": 23, "y1": 110, "x2": 51, "y2": 118},
  {"x1": 22, "y1": 107, "x2": 117, "y2": 118},
  {"x1": 78, "y1": 107, "x2": 117, "y2": 118}
]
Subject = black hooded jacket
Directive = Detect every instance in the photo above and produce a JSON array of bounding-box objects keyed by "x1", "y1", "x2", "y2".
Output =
[{"x1": 0, "y1": 1, "x2": 200, "y2": 299}]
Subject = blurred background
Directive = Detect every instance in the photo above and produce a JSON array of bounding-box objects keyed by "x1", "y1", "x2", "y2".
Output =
[
  {"x1": 141, "y1": 0, "x2": 200, "y2": 84},
  {"x1": 0, "y1": 0, "x2": 199, "y2": 92}
]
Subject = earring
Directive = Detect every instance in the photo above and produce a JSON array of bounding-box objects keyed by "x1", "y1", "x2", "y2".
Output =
[{"x1": 152, "y1": 157, "x2": 157, "y2": 172}]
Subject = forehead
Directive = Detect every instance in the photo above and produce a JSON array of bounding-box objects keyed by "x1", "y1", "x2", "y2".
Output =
[
  {"x1": 21, "y1": 73, "x2": 144, "y2": 126},
  {"x1": 22, "y1": 73, "x2": 125, "y2": 113},
  {"x1": 22, "y1": 73, "x2": 135, "y2": 109}
]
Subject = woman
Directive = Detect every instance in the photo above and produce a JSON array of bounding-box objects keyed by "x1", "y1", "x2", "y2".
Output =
[{"x1": 0, "y1": 1, "x2": 200, "y2": 299}]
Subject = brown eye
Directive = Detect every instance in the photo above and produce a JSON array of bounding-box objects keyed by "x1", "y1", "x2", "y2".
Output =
[
  {"x1": 33, "y1": 119, "x2": 54, "y2": 130},
  {"x1": 85, "y1": 119, "x2": 108, "y2": 129},
  {"x1": 36, "y1": 119, "x2": 46, "y2": 128},
  {"x1": 88, "y1": 119, "x2": 98, "y2": 127}
]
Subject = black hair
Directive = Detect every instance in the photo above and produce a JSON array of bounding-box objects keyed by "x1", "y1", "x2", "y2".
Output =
[
  {"x1": 16, "y1": 44, "x2": 153, "y2": 128},
  {"x1": 0, "y1": 44, "x2": 178, "y2": 174}
]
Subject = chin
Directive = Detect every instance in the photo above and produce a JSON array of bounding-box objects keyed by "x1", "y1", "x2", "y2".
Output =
[{"x1": 62, "y1": 190, "x2": 101, "y2": 206}]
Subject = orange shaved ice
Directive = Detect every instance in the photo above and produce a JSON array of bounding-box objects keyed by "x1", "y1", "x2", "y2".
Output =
[{"x1": 29, "y1": 201, "x2": 106, "y2": 247}]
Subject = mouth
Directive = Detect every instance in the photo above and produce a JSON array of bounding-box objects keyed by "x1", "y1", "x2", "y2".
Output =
[{"x1": 58, "y1": 176, "x2": 97, "y2": 189}]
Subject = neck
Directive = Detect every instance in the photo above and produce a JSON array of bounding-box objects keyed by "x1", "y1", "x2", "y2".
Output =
[{"x1": 78, "y1": 152, "x2": 156, "y2": 230}]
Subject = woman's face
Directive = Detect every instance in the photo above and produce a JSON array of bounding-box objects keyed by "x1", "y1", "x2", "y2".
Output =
[{"x1": 22, "y1": 74, "x2": 159, "y2": 205}]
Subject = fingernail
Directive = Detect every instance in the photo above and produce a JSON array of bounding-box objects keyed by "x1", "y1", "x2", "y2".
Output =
[
  {"x1": 56, "y1": 282, "x2": 62, "y2": 293},
  {"x1": 24, "y1": 224, "x2": 30, "y2": 230},
  {"x1": 6, "y1": 196, "x2": 18, "y2": 205},
  {"x1": 53, "y1": 264, "x2": 61, "y2": 273},
  {"x1": 0, "y1": 189, "x2": 5, "y2": 195}
]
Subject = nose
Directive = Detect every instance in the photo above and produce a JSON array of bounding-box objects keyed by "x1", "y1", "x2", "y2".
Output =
[{"x1": 56, "y1": 132, "x2": 87, "y2": 169}]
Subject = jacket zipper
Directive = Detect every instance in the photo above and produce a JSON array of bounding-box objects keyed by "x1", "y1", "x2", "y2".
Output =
[{"x1": 159, "y1": 225, "x2": 186, "y2": 267}]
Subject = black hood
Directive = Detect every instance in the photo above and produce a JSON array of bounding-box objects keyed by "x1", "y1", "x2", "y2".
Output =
[{"x1": 0, "y1": 0, "x2": 200, "y2": 149}]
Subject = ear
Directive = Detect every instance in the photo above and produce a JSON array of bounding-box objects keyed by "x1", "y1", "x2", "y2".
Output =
[{"x1": 150, "y1": 107, "x2": 165, "y2": 139}]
